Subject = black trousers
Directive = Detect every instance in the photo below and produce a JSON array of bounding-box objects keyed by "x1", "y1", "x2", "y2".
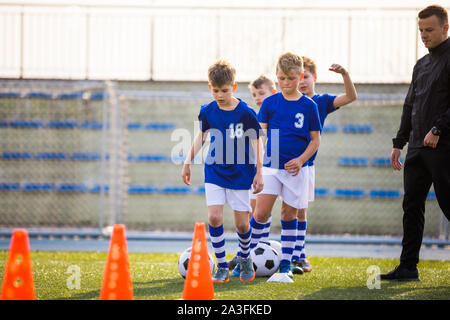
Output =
[{"x1": 400, "y1": 145, "x2": 450, "y2": 268}]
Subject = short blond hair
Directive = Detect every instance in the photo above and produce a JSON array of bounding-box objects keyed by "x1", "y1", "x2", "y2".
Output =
[
  {"x1": 208, "y1": 60, "x2": 236, "y2": 87},
  {"x1": 276, "y1": 52, "x2": 303, "y2": 75},
  {"x1": 249, "y1": 75, "x2": 276, "y2": 91},
  {"x1": 302, "y1": 56, "x2": 317, "y2": 76}
]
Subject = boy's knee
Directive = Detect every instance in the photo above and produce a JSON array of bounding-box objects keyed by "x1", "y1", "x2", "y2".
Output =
[
  {"x1": 297, "y1": 208, "x2": 307, "y2": 221},
  {"x1": 235, "y1": 221, "x2": 250, "y2": 234}
]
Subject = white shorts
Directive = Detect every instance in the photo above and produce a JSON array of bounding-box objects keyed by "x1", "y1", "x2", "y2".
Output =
[
  {"x1": 308, "y1": 165, "x2": 315, "y2": 202},
  {"x1": 205, "y1": 183, "x2": 252, "y2": 212},
  {"x1": 259, "y1": 166, "x2": 309, "y2": 209}
]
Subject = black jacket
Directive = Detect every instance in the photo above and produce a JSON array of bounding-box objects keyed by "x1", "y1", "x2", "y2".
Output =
[{"x1": 393, "y1": 37, "x2": 450, "y2": 149}]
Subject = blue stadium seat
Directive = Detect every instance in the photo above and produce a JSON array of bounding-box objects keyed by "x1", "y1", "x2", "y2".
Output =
[
  {"x1": 80, "y1": 121, "x2": 104, "y2": 130},
  {"x1": 427, "y1": 191, "x2": 436, "y2": 200},
  {"x1": 89, "y1": 92, "x2": 104, "y2": 100},
  {"x1": 195, "y1": 186, "x2": 206, "y2": 194},
  {"x1": 0, "y1": 183, "x2": 20, "y2": 191},
  {"x1": 8, "y1": 120, "x2": 43, "y2": 128},
  {"x1": 144, "y1": 123, "x2": 176, "y2": 130},
  {"x1": 369, "y1": 189, "x2": 401, "y2": 199},
  {"x1": 127, "y1": 122, "x2": 142, "y2": 130},
  {"x1": 314, "y1": 188, "x2": 330, "y2": 197},
  {"x1": 34, "y1": 152, "x2": 67, "y2": 160},
  {"x1": 70, "y1": 153, "x2": 101, "y2": 161},
  {"x1": 26, "y1": 92, "x2": 53, "y2": 99},
  {"x1": 2, "y1": 152, "x2": 32, "y2": 160},
  {"x1": 135, "y1": 154, "x2": 170, "y2": 162},
  {"x1": 334, "y1": 189, "x2": 365, "y2": 199},
  {"x1": 47, "y1": 120, "x2": 78, "y2": 129},
  {"x1": 57, "y1": 183, "x2": 88, "y2": 193},
  {"x1": 337, "y1": 157, "x2": 369, "y2": 167},
  {"x1": 322, "y1": 124, "x2": 338, "y2": 133},
  {"x1": 57, "y1": 92, "x2": 84, "y2": 100},
  {"x1": 342, "y1": 124, "x2": 373, "y2": 134},
  {"x1": 128, "y1": 185, "x2": 158, "y2": 194},
  {"x1": 160, "y1": 186, "x2": 190, "y2": 194},
  {"x1": 0, "y1": 92, "x2": 21, "y2": 98},
  {"x1": 90, "y1": 185, "x2": 109, "y2": 193},
  {"x1": 23, "y1": 183, "x2": 55, "y2": 192}
]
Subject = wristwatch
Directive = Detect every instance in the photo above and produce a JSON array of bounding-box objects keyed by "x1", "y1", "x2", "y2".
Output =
[{"x1": 431, "y1": 126, "x2": 441, "y2": 136}]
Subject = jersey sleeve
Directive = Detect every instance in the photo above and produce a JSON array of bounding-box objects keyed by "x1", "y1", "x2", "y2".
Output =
[
  {"x1": 198, "y1": 107, "x2": 210, "y2": 132},
  {"x1": 309, "y1": 101, "x2": 322, "y2": 132},
  {"x1": 246, "y1": 108, "x2": 262, "y2": 139},
  {"x1": 257, "y1": 99, "x2": 271, "y2": 124},
  {"x1": 324, "y1": 94, "x2": 338, "y2": 114}
]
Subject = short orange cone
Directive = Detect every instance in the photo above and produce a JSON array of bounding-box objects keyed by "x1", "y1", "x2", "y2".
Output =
[
  {"x1": 1, "y1": 229, "x2": 36, "y2": 300},
  {"x1": 181, "y1": 222, "x2": 214, "y2": 300},
  {"x1": 100, "y1": 224, "x2": 134, "y2": 300}
]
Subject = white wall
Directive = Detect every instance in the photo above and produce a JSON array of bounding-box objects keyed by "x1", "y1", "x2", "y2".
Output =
[{"x1": 0, "y1": 0, "x2": 449, "y2": 83}]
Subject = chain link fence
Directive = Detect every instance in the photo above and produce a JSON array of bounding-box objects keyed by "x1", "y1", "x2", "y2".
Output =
[{"x1": 0, "y1": 80, "x2": 447, "y2": 239}]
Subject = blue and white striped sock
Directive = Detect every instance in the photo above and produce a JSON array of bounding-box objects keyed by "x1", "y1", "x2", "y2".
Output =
[
  {"x1": 292, "y1": 220, "x2": 307, "y2": 262},
  {"x1": 249, "y1": 216, "x2": 266, "y2": 249},
  {"x1": 280, "y1": 219, "x2": 298, "y2": 266},
  {"x1": 259, "y1": 215, "x2": 272, "y2": 245},
  {"x1": 237, "y1": 227, "x2": 252, "y2": 259},
  {"x1": 209, "y1": 224, "x2": 228, "y2": 269}
]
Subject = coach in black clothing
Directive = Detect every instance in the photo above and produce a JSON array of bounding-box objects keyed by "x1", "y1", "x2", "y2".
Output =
[{"x1": 380, "y1": 5, "x2": 450, "y2": 281}]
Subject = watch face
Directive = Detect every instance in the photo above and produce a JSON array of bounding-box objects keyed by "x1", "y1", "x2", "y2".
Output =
[{"x1": 432, "y1": 127, "x2": 441, "y2": 135}]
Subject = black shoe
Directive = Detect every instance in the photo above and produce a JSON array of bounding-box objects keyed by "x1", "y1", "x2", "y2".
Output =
[{"x1": 378, "y1": 265, "x2": 420, "y2": 282}]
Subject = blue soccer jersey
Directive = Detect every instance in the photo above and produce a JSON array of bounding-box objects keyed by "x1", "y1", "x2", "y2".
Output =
[
  {"x1": 198, "y1": 99, "x2": 261, "y2": 190},
  {"x1": 307, "y1": 93, "x2": 338, "y2": 166},
  {"x1": 258, "y1": 92, "x2": 321, "y2": 169}
]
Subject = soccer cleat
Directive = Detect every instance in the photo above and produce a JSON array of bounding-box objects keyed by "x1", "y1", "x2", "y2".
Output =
[
  {"x1": 298, "y1": 259, "x2": 312, "y2": 273},
  {"x1": 212, "y1": 267, "x2": 230, "y2": 283},
  {"x1": 227, "y1": 254, "x2": 239, "y2": 270},
  {"x1": 239, "y1": 257, "x2": 255, "y2": 282},
  {"x1": 231, "y1": 263, "x2": 240, "y2": 277},
  {"x1": 279, "y1": 261, "x2": 294, "y2": 279},
  {"x1": 378, "y1": 265, "x2": 420, "y2": 282},
  {"x1": 290, "y1": 261, "x2": 304, "y2": 275}
]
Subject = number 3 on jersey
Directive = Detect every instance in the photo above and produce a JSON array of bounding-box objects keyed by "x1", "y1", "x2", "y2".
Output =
[
  {"x1": 294, "y1": 113, "x2": 304, "y2": 129},
  {"x1": 229, "y1": 123, "x2": 244, "y2": 138}
]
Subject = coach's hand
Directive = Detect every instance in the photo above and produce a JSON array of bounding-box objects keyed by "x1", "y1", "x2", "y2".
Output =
[
  {"x1": 424, "y1": 129, "x2": 440, "y2": 149},
  {"x1": 390, "y1": 148, "x2": 403, "y2": 171},
  {"x1": 181, "y1": 163, "x2": 191, "y2": 185},
  {"x1": 284, "y1": 157, "x2": 304, "y2": 176}
]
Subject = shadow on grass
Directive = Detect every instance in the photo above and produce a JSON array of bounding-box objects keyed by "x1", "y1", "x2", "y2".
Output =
[
  {"x1": 301, "y1": 281, "x2": 450, "y2": 300},
  {"x1": 57, "y1": 275, "x2": 268, "y2": 300}
]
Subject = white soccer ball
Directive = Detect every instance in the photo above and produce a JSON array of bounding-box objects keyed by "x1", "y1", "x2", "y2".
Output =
[
  {"x1": 178, "y1": 246, "x2": 215, "y2": 278},
  {"x1": 267, "y1": 240, "x2": 282, "y2": 259},
  {"x1": 250, "y1": 242, "x2": 280, "y2": 277}
]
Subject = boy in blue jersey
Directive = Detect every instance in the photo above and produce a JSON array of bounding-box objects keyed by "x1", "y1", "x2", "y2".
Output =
[
  {"x1": 181, "y1": 60, "x2": 264, "y2": 283},
  {"x1": 252, "y1": 52, "x2": 321, "y2": 278},
  {"x1": 227, "y1": 75, "x2": 277, "y2": 274},
  {"x1": 290, "y1": 56, "x2": 357, "y2": 273}
]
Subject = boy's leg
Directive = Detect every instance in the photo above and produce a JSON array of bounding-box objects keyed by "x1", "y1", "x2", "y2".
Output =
[
  {"x1": 208, "y1": 205, "x2": 229, "y2": 283},
  {"x1": 234, "y1": 210, "x2": 255, "y2": 281},
  {"x1": 279, "y1": 202, "x2": 298, "y2": 277},
  {"x1": 259, "y1": 215, "x2": 272, "y2": 244},
  {"x1": 251, "y1": 194, "x2": 278, "y2": 249}
]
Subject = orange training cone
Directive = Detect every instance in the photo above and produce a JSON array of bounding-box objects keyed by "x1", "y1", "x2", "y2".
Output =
[
  {"x1": 100, "y1": 224, "x2": 134, "y2": 300},
  {"x1": 1, "y1": 229, "x2": 36, "y2": 300},
  {"x1": 182, "y1": 222, "x2": 214, "y2": 300}
]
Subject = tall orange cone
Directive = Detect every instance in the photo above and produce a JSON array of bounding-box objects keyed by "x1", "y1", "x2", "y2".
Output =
[
  {"x1": 100, "y1": 224, "x2": 133, "y2": 300},
  {"x1": 1, "y1": 229, "x2": 36, "y2": 300},
  {"x1": 182, "y1": 222, "x2": 214, "y2": 300}
]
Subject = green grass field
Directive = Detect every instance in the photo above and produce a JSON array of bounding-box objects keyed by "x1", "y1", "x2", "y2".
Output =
[{"x1": 1, "y1": 251, "x2": 449, "y2": 300}]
